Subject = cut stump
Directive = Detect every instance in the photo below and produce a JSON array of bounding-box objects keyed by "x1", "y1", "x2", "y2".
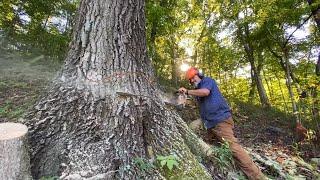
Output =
[{"x1": 0, "y1": 122, "x2": 31, "y2": 180}]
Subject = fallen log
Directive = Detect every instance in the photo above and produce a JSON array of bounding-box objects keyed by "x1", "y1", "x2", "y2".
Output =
[{"x1": 0, "y1": 122, "x2": 32, "y2": 180}]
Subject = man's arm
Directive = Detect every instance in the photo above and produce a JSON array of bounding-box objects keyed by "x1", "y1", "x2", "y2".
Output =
[{"x1": 178, "y1": 87, "x2": 210, "y2": 97}]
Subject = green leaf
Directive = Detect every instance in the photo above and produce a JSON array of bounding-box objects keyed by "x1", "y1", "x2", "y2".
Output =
[
  {"x1": 157, "y1": 155, "x2": 166, "y2": 161},
  {"x1": 167, "y1": 160, "x2": 174, "y2": 170},
  {"x1": 160, "y1": 160, "x2": 166, "y2": 167},
  {"x1": 166, "y1": 159, "x2": 178, "y2": 170}
]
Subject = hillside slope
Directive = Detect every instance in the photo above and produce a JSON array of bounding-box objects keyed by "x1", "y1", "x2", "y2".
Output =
[{"x1": 0, "y1": 51, "x2": 319, "y2": 179}]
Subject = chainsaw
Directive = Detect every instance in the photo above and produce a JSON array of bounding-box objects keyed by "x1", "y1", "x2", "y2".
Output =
[
  {"x1": 116, "y1": 91, "x2": 194, "y2": 110},
  {"x1": 164, "y1": 91, "x2": 194, "y2": 110}
]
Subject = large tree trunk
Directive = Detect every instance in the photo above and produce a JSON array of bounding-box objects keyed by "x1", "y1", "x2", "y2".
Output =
[
  {"x1": 25, "y1": 1, "x2": 212, "y2": 179},
  {"x1": 239, "y1": 24, "x2": 271, "y2": 108}
]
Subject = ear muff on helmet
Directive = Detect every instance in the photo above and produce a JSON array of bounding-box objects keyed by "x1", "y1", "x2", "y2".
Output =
[{"x1": 198, "y1": 71, "x2": 204, "y2": 79}]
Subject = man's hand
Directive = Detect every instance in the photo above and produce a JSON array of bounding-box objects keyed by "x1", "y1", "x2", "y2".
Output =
[
  {"x1": 178, "y1": 87, "x2": 210, "y2": 97},
  {"x1": 178, "y1": 87, "x2": 187, "y2": 94}
]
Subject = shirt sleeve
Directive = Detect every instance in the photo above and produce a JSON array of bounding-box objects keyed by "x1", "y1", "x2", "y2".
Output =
[{"x1": 200, "y1": 78, "x2": 214, "y2": 92}]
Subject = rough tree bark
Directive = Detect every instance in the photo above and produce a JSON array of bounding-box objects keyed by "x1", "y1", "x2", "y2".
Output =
[{"x1": 25, "y1": 0, "x2": 212, "y2": 179}]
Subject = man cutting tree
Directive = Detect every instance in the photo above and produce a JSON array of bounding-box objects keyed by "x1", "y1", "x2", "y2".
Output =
[{"x1": 179, "y1": 67, "x2": 266, "y2": 180}]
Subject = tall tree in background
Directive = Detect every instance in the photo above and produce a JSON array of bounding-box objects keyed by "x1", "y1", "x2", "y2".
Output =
[
  {"x1": 237, "y1": 22, "x2": 270, "y2": 107},
  {"x1": 214, "y1": 0, "x2": 271, "y2": 107},
  {"x1": 0, "y1": 0, "x2": 22, "y2": 37},
  {"x1": 261, "y1": 0, "x2": 315, "y2": 123},
  {"x1": 0, "y1": 0, "x2": 78, "y2": 59},
  {"x1": 146, "y1": 0, "x2": 178, "y2": 83},
  {"x1": 307, "y1": 0, "x2": 320, "y2": 129},
  {"x1": 26, "y1": 0, "x2": 212, "y2": 179},
  {"x1": 307, "y1": 0, "x2": 320, "y2": 65}
]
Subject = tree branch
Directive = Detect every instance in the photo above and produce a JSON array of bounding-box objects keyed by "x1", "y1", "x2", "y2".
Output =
[{"x1": 284, "y1": 14, "x2": 313, "y2": 46}]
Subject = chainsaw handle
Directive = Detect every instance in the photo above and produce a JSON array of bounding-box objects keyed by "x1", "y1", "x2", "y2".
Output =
[
  {"x1": 177, "y1": 87, "x2": 188, "y2": 95},
  {"x1": 175, "y1": 90, "x2": 186, "y2": 95}
]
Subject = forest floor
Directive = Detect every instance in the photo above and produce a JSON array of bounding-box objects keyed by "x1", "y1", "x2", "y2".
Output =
[
  {"x1": 0, "y1": 51, "x2": 60, "y2": 123},
  {"x1": 0, "y1": 51, "x2": 319, "y2": 179},
  {"x1": 177, "y1": 101, "x2": 320, "y2": 179}
]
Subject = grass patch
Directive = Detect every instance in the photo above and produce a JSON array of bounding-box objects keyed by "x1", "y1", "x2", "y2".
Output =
[
  {"x1": 232, "y1": 100, "x2": 296, "y2": 128},
  {"x1": 0, "y1": 51, "x2": 58, "y2": 122},
  {"x1": 0, "y1": 78, "x2": 48, "y2": 122},
  {"x1": 0, "y1": 100, "x2": 26, "y2": 119}
]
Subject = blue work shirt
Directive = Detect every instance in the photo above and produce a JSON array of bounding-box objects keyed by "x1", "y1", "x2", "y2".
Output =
[{"x1": 196, "y1": 77, "x2": 231, "y2": 129}]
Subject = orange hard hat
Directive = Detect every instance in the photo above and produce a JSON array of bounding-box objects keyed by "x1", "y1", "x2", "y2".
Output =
[{"x1": 186, "y1": 67, "x2": 199, "y2": 80}]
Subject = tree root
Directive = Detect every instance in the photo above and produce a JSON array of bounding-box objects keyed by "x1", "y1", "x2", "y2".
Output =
[{"x1": 174, "y1": 115, "x2": 214, "y2": 159}]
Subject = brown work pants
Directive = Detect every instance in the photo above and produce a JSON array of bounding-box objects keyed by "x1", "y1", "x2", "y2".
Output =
[{"x1": 209, "y1": 117, "x2": 264, "y2": 180}]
